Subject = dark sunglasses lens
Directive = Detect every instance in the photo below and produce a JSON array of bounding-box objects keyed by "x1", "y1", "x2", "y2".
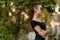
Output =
[{"x1": 41, "y1": 8, "x2": 43, "y2": 10}]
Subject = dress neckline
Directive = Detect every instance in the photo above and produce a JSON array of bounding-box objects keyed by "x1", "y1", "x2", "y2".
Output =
[{"x1": 32, "y1": 20, "x2": 43, "y2": 23}]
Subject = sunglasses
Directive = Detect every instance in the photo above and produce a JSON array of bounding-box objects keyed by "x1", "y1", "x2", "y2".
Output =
[{"x1": 40, "y1": 8, "x2": 43, "y2": 10}]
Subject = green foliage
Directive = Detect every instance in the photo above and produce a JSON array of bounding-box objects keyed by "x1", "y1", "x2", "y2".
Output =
[
  {"x1": 0, "y1": 15, "x2": 16, "y2": 40},
  {"x1": 20, "y1": 21, "x2": 32, "y2": 33},
  {"x1": 0, "y1": 25, "x2": 15, "y2": 40}
]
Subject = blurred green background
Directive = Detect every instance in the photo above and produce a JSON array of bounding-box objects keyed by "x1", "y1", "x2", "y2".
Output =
[{"x1": 0, "y1": 0, "x2": 60, "y2": 40}]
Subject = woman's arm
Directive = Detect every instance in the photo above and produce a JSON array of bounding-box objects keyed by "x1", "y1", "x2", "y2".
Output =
[
  {"x1": 34, "y1": 25, "x2": 46, "y2": 38},
  {"x1": 34, "y1": 25, "x2": 50, "y2": 38}
]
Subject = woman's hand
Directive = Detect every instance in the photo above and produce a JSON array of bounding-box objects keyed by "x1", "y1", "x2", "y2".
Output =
[
  {"x1": 41, "y1": 30, "x2": 47, "y2": 38},
  {"x1": 41, "y1": 29, "x2": 50, "y2": 38},
  {"x1": 45, "y1": 25, "x2": 51, "y2": 36},
  {"x1": 46, "y1": 25, "x2": 51, "y2": 32}
]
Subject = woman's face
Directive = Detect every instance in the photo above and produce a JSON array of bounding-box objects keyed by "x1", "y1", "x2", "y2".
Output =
[{"x1": 34, "y1": 5, "x2": 42, "y2": 15}]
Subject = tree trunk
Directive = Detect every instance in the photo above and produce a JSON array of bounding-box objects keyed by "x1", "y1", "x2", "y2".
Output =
[{"x1": 15, "y1": 10, "x2": 21, "y2": 40}]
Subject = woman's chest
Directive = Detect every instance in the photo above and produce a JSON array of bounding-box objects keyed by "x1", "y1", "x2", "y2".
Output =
[{"x1": 38, "y1": 22, "x2": 46, "y2": 30}]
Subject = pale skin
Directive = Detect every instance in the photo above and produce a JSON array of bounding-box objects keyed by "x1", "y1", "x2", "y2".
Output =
[{"x1": 32, "y1": 5, "x2": 50, "y2": 38}]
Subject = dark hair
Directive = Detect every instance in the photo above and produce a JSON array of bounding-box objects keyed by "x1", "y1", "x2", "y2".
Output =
[{"x1": 29, "y1": 2, "x2": 41, "y2": 21}]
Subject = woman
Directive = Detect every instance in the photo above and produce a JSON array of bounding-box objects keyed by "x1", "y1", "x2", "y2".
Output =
[{"x1": 30, "y1": 2, "x2": 50, "y2": 40}]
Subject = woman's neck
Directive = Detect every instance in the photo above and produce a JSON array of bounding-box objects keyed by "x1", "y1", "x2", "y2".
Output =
[{"x1": 32, "y1": 13, "x2": 40, "y2": 21}]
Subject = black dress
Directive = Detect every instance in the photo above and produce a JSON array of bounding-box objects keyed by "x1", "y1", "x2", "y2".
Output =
[{"x1": 31, "y1": 20, "x2": 46, "y2": 40}]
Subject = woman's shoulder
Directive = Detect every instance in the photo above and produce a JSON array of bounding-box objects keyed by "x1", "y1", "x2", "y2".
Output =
[
  {"x1": 31, "y1": 20, "x2": 43, "y2": 25},
  {"x1": 31, "y1": 20, "x2": 39, "y2": 23},
  {"x1": 31, "y1": 20, "x2": 37, "y2": 23}
]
